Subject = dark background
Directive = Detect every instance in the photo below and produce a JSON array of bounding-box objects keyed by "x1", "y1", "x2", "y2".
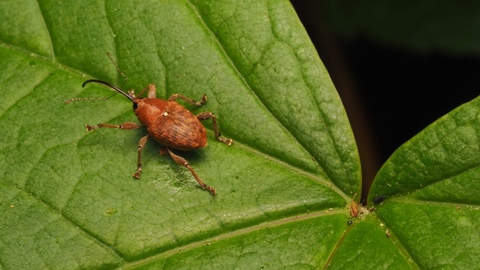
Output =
[{"x1": 289, "y1": 1, "x2": 480, "y2": 197}]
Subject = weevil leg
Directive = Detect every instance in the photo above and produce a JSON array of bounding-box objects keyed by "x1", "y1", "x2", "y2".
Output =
[
  {"x1": 84, "y1": 122, "x2": 147, "y2": 178},
  {"x1": 196, "y1": 112, "x2": 233, "y2": 146},
  {"x1": 85, "y1": 122, "x2": 141, "y2": 131},
  {"x1": 165, "y1": 147, "x2": 216, "y2": 195},
  {"x1": 138, "y1": 84, "x2": 157, "y2": 99},
  {"x1": 133, "y1": 134, "x2": 150, "y2": 179},
  {"x1": 128, "y1": 84, "x2": 156, "y2": 99},
  {"x1": 168, "y1": 93, "x2": 207, "y2": 107}
]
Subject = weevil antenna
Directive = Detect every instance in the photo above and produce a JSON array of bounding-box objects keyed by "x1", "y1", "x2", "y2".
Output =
[
  {"x1": 82, "y1": 79, "x2": 134, "y2": 101},
  {"x1": 107, "y1": 52, "x2": 128, "y2": 89}
]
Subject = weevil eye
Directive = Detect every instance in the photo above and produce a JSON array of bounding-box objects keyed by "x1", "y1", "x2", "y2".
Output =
[{"x1": 133, "y1": 102, "x2": 138, "y2": 110}]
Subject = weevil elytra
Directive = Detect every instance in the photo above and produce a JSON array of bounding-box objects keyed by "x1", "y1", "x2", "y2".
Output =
[{"x1": 67, "y1": 57, "x2": 233, "y2": 195}]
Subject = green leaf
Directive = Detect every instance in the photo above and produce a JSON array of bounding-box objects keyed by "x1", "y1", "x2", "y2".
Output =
[
  {"x1": 2, "y1": 0, "x2": 478, "y2": 269},
  {"x1": 0, "y1": 0, "x2": 359, "y2": 268},
  {"x1": 369, "y1": 97, "x2": 480, "y2": 269}
]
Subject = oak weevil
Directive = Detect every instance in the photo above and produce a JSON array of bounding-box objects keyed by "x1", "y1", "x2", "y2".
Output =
[{"x1": 66, "y1": 55, "x2": 233, "y2": 195}]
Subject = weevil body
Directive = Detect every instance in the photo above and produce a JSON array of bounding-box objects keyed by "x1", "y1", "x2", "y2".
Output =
[
  {"x1": 134, "y1": 86, "x2": 208, "y2": 150},
  {"x1": 69, "y1": 79, "x2": 232, "y2": 196}
]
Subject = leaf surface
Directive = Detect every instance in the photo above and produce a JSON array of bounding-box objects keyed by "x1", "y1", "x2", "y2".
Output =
[
  {"x1": 0, "y1": 0, "x2": 359, "y2": 268},
  {"x1": 368, "y1": 97, "x2": 480, "y2": 269},
  {"x1": 1, "y1": 0, "x2": 478, "y2": 269}
]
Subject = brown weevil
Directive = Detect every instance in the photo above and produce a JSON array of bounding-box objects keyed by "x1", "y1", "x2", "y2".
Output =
[{"x1": 67, "y1": 57, "x2": 233, "y2": 195}]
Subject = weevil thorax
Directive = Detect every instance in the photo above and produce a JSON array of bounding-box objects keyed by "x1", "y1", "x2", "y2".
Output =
[{"x1": 132, "y1": 97, "x2": 168, "y2": 127}]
